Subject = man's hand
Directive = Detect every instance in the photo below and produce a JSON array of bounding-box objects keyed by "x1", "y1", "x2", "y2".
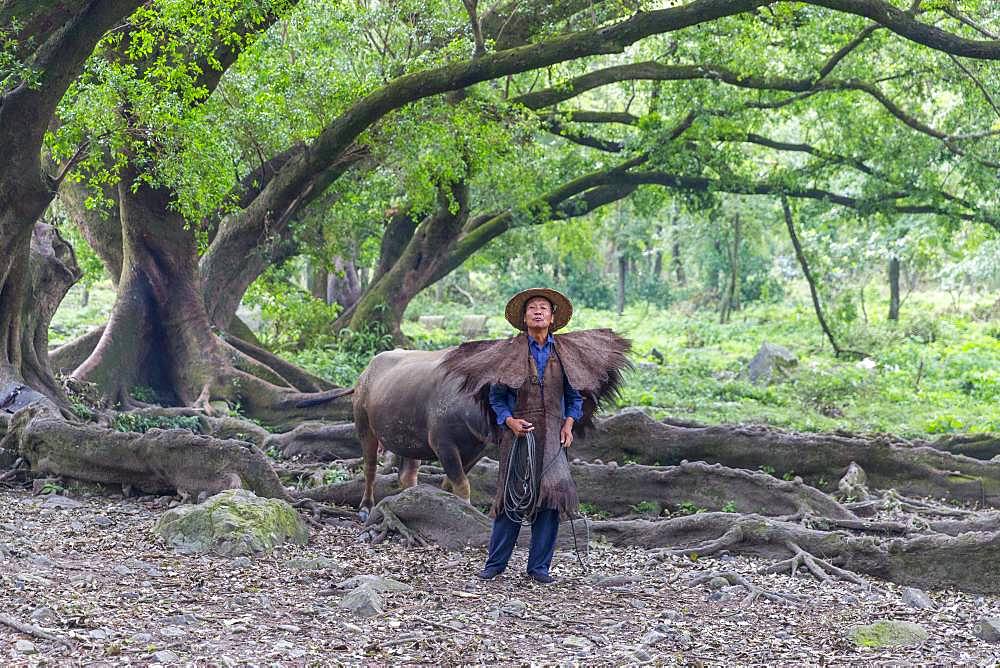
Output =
[
  {"x1": 560, "y1": 417, "x2": 575, "y2": 448},
  {"x1": 505, "y1": 416, "x2": 534, "y2": 436}
]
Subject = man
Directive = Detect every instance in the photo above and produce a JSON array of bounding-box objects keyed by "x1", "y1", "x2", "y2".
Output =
[{"x1": 442, "y1": 287, "x2": 630, "y2": 584}]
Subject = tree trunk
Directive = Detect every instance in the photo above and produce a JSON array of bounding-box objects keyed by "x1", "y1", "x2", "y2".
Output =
[
  {"x1": 342, "y1": 185, "x2": 469, "y2": 341},
  {"x1": 616, "y1": 254, "x2": 627, "y2": 315},
  {"x1": 306, "y1": 262, "x2": 328, "y2": 301},
  {"x1": 671, "y1": 239, "x2": 686, "y2": 285},
  {"x1": 888, "y1": 255, "x2": 901, "y2": 321},
  {"x1": 327, "y1": 256, "x2": 362, "y2": 309}
]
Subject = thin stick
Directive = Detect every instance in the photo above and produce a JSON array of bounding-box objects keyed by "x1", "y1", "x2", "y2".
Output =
[
  {"x1": 0, "y1": 614, "x2": 73, "y2": 648},
  {"x1": 413, "y1": 615, "x2": 481, "y2": 636}
]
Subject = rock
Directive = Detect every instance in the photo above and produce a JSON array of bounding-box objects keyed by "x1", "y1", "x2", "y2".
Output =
[
  {"x1": 632, "y1": 648, "x2": 653, "y2": 663},
  {"x1": 849, "y1": 620, "x2": 929, "y2": 647},
  {"x1": 500, "y1": 599, "x2": 526, "y2": 618},
  {"x1": 231, "y1": 557, "x2": 253, "y2": 568},
  {"x1": 417, "y1": 315, "x2": 446, "y2": 329},
  {"x1": 974, "y1": 617, "x2": 1000, "y2": 642},
  {"x1": 747, "y1": 342, "x2": 798, "y2": 384},
  {"x1": 163, "y1": 613, "x2": 198, "y2": 626},
  {"x1": 153, "y1": 489, "x2": 308, "y2": 557},
  {"x1": 40, "y1": 494, "x2": 82, "y2": 509},
  {"x1": 459, "y1": 315, "x2": 488, "y2": 338},
  {"x1": 285, "y1": 556, "x2": 345, "y2": 573},
  {"x1": 15, "y1": 639, "x2": 36, "y2": 654},
  {"x1": 29, "y1": 554, "x2": 55, "y2": 567},
  {"x1": 338, "y1": 584, "x2": 383, "y2": 617},
  {"x1": 561, "y1": 636, "x2": 594, "y2": 652},
  {"x1": 901, "y1": 587, "x2": 934, "y2": 610},
  {"x1": 30, "y1": 606, "x2": 57, "y2": 625},
  {"x1": 367, "y1": 485, "x2": 492, "y2": 551},
  {"x1": 93, "y1": 515, "x2": 114, "y2": 527},
  {"x1": 160, "y1": 625, "x2": 186, "y2": 637},
  {"x1": 592, "y1": 574, "x2": 643, "y2": 588},
  {"x1": 132, "y1": 633, "x2": 154, "y2": 644},
  {"x1": 209, "y1": 400, "x2": 231, "y2": 415},
  {"x1": 152, "y1": 649, "x2": 179, "y2": 663},
  {"x1": 641, "y1": 630, "x2": 668, "y2": 646},
  {"x1": 707, "y1": 576, "x2": 730, "y2": 590},
  {"x1": 336, "y1": 575, "x2": 412, "y2": 593}
]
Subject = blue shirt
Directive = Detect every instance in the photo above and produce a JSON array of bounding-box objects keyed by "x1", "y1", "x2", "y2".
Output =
[{"x1": 488, "y1": 334, "x2": 584, "y2": 426}]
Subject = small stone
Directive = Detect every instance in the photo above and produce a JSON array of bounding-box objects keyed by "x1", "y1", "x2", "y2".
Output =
[
  {"x1": 93, "y1": 515, "x2": 114, "y2": 528},
  {"x1": 633, "y1": 648, "x2": 653, "y2": 663},
  {"x1": 288, "y1": 648, "x2": 306, "y2": 658},
  {"x1": 113, "y1": 565, "x2": 133, "y2": 576},
  {"x1": 69, "y1": 521, "x2": 85, "y2": 532},
  {"x1": 561, "y1": 635, "x2": 594, "y2": 651},
  {"x1": 338, "y1": 584, "x2": 383, "y2": 618},
  {"x1": 40, "y1": 494, "x2": 82, "y2": 509},
  {"x1": 30, "y1": 606, "x2": 57, "y2": 625},
  {"x1": 284, "y1": 556, "x2": 344, "y2": 572},
  {"x1": 277, "y1": 624, "x2": 301, "y2": 632},
  {"x1": 974, "y1": 617, "x2": 1000, "y2": 643},
  {"x1": 15, "y1": 639, "x2": 36, "y2": 654},
  {"x1": 849, "y1": 620, "x2": 928, "y2": 648},
  {"x1": 707, "y1": 576, "x2": 730, "y2": 590},
  {"x1": 132, "y1": 633, "x2": 153, "y2": 643},
  {"x1": 500, "y1": 599, "x2": 526, "y2": 618},
  {"x1": 629, "y1": 599, "x2": 647, "y2": 609},
  {"x1": 163, "y1": 613, "x2": 198, "y2": 626},
  {"x1": 336, "y1": 575, "x2": 412, "y2": 593},
  {"x1": 152, "y1": 649, "x2": 179, "y2": 663},
  {"x1": 89, "y1": 628, "x2": 109, "y2": 640},
  {"x1": 160, "y1": 625, "x2": 186, "y2": 637},
  {"x1": 29, "y1": 554, "x2": 55, "y2": 567},
  {"x1": 231, "y1": 557, "x2": 253, "y2": 568},
  {"x1": 901, "y1": 587, "x2": 934, "y2": 610},
  {"x1": 593, "y1": 575, "x2": 642, "y2": 588},
  {"x1": 641, "y1": 630, "x2": 668, "y2": 646}
]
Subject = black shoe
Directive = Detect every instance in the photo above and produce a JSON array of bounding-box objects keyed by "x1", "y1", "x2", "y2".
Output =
[
  {"x1": 528, "y1": 572, "x2": 556, "y2": 584},
  {"x1": 477, "y1": 568, "x2": 503, "y2": 580}
]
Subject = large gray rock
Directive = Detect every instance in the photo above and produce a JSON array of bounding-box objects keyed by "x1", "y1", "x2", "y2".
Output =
[
  {"x1": 747, "y1": 342, "x2": 798, "y2": 384},
  {"x1": 339, "y1": 584, "x2": 383, "y2": 617},
  {"x1": 901, "y1": 587, "x2": 934, "y2": 610},
  {"x1": 974, "y1": 617, "x2": 1000, "y2": 642},
  {"x1": 153, "y1": 489, "x2": 308, "y2": 556},
  {"x1": 459, "y1": 315, "x2": 488, "y2": 338},
  {"x1": 848, "y1": 620, "x2": 928, "y2": 648}
]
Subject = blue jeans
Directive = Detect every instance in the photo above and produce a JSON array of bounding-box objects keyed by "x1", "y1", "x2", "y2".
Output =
[{"x1": 483, "y1": 508, "x2": 559, "y2": 576}]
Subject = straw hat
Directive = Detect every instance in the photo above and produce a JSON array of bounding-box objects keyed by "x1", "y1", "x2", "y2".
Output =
[{"x1": 504, "y1": 287, "x2": 573, "y2": 332}]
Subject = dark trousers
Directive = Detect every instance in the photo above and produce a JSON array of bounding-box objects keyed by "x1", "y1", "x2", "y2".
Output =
[{"x1": 483, "y1": 508, "x2": 559, "y2": 576}]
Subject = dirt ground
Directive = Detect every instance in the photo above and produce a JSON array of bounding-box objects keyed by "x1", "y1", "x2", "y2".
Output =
[{"x1": 2, "y1": 486, "x2": 1000, "y2": 666}]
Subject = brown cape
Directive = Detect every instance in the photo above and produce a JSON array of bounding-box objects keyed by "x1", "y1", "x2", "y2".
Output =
[
  {"x1": 441, "y1": 329, "x2": 631, "y2": 518},
  {"x1": 441, "y1": 328, "x2": 632, "y2": 438}
]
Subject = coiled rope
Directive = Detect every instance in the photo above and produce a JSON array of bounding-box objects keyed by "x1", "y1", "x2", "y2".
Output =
[{"x1": 502, "y1": 431, "x2": 589, "y2": 571}]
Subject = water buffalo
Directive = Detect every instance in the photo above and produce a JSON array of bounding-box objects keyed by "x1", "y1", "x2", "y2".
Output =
[{"x1": 353, "y1": 348, "x2": 493, "y2": 519}]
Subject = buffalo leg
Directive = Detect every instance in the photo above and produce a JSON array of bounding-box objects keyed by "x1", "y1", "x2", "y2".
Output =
[
  {"x1": 398, "y1": 456, "x2": 419, "y2": 489},
  {"x1": 437, "y1": 443, "x2": 471, "y2": 502},
  {"x1": 359, "y1": 434, "x2": 381, "y2": 521}
]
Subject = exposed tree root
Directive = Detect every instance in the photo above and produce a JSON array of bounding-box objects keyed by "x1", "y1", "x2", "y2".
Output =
[
  {"x1": 7, "y1": 407, "x2": 290, "y2": 500},
  {"x1": 686, "y1": 570, "x2": 805, "y2": 606},
  {"x1": 263, "y1": 421, "x2": 359, "y2": 461},
  {"x1": 365, "y1": 506, "x2": 429, "y2": 548},
  {"x1": 576, "y1": 410, "x2": 1000, "y2": 506},
  {"x1": 759, "y1": 540, "x2": 880, "y2": 592},
  {"x1": 591, "y1": 512, "x2": 1000, "y2": 594}
]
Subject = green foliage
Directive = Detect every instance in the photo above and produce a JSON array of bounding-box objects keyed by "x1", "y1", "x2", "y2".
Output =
[
  {"x1": 0, "y1": 19, "x2": 39, "y2": 94},
  {"x1": 111, "y1": 413, "x2": 202, "y2": 434},
  {"x1": 39, "y1": 481, "x2": 66, "y2": 495},
  {"x1": 676, "y1": 500, "x2": 707, "y2": 516},
  {"x1": 630, "y1": 500, "x2": 660, "y2": 515},
  {"x1": 244, "y1": 263, "x2": 342, "y2": 351},
  {"x1": 322, "y1": 467, "x2": 350, "y2": 485},
  {"x1": 721, "y1": 501, "x2": 737, "y2": 513},
  {"x1": 578, "y1": 502, "x2": 610, "y2": 519}
]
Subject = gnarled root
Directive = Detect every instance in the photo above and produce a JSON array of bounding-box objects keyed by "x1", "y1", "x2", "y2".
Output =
[
  {"x1": 759, "y1": 541, "x2": 880, "y2": 593},
  {"x1": 686, "y1": 570, "x2": 805, "y2": 606},
  {"x1": 364, "y1": 506, "x2": 428, "y2": 548}
]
